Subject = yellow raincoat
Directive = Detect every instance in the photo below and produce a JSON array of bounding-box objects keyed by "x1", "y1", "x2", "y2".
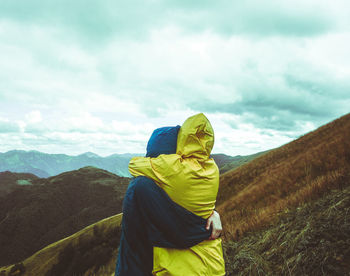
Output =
[{"x1": 129, "y1": 113, "x2": 226, "y2": 276}]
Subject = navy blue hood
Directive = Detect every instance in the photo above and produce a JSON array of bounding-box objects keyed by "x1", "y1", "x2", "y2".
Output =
[{"x1": 146, "y1": 126, "x2": 181, "y2": 158}]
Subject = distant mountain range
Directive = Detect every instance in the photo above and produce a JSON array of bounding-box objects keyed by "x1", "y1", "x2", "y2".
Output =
[
  {"x1": 0, "y1": 149, "x2": 265, "y2": 179},
  {"x1": 0, "y1": 166, "x2": 130, "y2": 266},
  {"x1": 0, "y1": 150, "x2": 140, "y2": 178},
  {"x1": 211, "y1": 151, "x2": 269, "y2": 174}
]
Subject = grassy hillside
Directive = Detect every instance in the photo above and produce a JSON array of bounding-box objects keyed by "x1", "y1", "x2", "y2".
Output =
[
  {"x1": 0, "y1": 214, "x2": 122, "y2": 276},
  {"x1": 217, "y1": 112, "x2": 350, "y2": 240},
  {"x1": 4, "y1": 186, "x2": 348, "y2": 275},
  {"x1": 223, "y1": 184, "x2": 350, "y2": 275},
  {"x1": 0, "y1": 167, "x2": 129, "y2": 266}
]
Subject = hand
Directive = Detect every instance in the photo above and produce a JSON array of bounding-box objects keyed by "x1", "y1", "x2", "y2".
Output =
[{"x1": 206, "y1": 210, "x2": 222, "y2": 240}]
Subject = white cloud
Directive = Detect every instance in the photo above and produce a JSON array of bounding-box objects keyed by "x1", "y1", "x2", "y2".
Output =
[
  {"x1": 25, "y1": 110, "x2": 42, "y2": 123},
  {"x1": 0, "y1": 1, "x2": 349, "y2": 156},
  {"x1": 0, "y1": 117, "x2": 20, "y2": 133},
  {"x1": 111, "y1": 120, "x2": 154, "y2": 136}
]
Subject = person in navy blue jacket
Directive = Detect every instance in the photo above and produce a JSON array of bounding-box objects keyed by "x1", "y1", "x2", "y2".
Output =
[{"x1": 115, "y1": 125, "x2": 222, "y2": 276}]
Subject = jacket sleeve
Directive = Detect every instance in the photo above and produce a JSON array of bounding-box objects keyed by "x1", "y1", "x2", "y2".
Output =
[{"x1": 128, "y1": 154, "x2": 181, "y2": 187}]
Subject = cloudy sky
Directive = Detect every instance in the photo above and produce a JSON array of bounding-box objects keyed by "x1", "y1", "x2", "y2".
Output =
[{"x1": 0, "y1": 0, "x2": 349, "y2": 157}]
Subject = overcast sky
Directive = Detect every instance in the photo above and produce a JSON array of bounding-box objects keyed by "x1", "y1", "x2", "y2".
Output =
[{"x1": 0, "y1": 0, "x2": 349, "y2": 157}]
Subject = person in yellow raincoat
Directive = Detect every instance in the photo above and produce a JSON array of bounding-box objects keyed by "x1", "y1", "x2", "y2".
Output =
[{"x1": 129, "y1": 113, "x2": 226, "y2": 275}]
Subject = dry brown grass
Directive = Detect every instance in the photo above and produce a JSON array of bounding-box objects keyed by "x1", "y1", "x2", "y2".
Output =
[
  {"x1": 217, "y1": 113, "x2": 350, "y2": 240},
  {"x1": 223, "y1": 185, "x2": 350, "y2": 275}
]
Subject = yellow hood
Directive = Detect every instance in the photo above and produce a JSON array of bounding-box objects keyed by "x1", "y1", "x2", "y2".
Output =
[{"x1": 176, "y1": 113, "x2": 214, "y2": 160}]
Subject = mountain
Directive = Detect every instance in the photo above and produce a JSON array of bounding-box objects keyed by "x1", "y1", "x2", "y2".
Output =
[
  {"x1": 211, "y1": 151, "x2": 269, "y2": 174},
  {"x1": 0, "y1": 171, "x2": 38, "y2": 197},
  {"x1": 216, "y1": 112, "x2": 350, "y2": 240},
  {"x1": 0, "y1": 167, "x2": 130, "y2": 266},
  {"x1": 0, "y1": 150, "x2": 141, "y2": 178},
  {"x1": 0, "y1": 150, "x2": 263, "y2": 179},
  {"x1": 78, "y1": 151, "x2": 101, "y2": 158},
  {"x1": 0, "y1": 213, "x2": 122, "y2": 276}
]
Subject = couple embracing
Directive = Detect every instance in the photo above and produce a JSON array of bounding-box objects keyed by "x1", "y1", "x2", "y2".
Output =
[{"x1": 115, "y1": 113, "x2": 226, "y2": 276}]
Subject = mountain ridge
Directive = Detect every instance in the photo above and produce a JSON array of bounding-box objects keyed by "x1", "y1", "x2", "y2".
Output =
[
  {"x1": 0, "y1": 166, "x2": 130, "y2": 266},
  {"x1": 0, "y1": 150, "x2": 137, "y2": 178},
  {"x1": 217, "y1": 112, "x2": 350, "y2": 240},
  {"x1": 0, "y1": 149, "x2": 263, "y2": 179}
]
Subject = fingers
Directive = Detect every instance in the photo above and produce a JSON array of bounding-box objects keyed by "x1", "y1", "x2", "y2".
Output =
[
  {"x1": 206, "y1": 218, "x2": 212, "y2": 230},
  {"x1": 206, "y1": 211, "x2": 214, "y2": 230},
  {"x1": 210, "y1": 226, "x2": 223, "y2": 240},
  {"x1": 206, "y1": 210, "x2": 223, "y2": 240},
  {"x1": 210, "y1": 229, "x2": 218, "y2": 240}
]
